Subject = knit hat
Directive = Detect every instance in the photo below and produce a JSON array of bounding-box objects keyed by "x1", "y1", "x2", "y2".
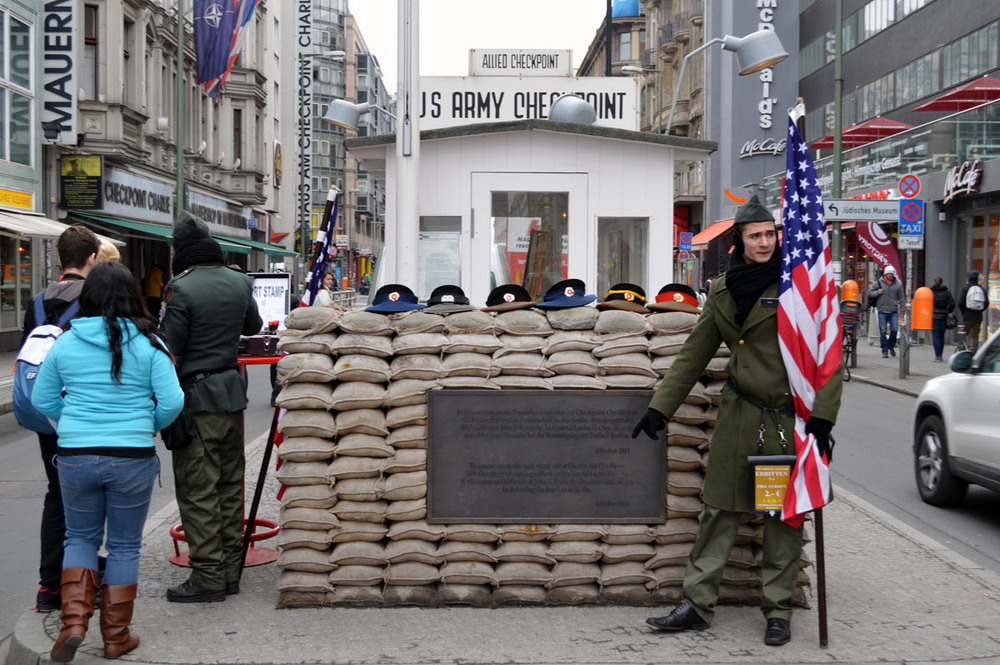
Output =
[
  {"x1": 597, "y1": 283, "x2": 649, "y2": 313},
  {"x1": 535, "y1": 279, "x2": 596, "y2": 310},
  {"x1": 733, "y1": 194, "x2": 775, "y2": 225},
  {"x1": 481, "y1": 284, "x2": 537, "y2": 312},
  {"x1": 647, "y1": 283, "x2": 700, "y2": 313},
  {"x1": 424, "y1": 284, "x2": 476, "y2": 314},
  {"x1": 173, "y1": 210, "x2": 211, "y2": 247},
  {"x1": 883, "y1": 265, "x2": 896, "y2": 275}
]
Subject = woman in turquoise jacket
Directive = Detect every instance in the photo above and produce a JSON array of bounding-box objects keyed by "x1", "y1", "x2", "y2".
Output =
[{"x1": 32, "y1": 262, "x2": 183, "y2": 662}]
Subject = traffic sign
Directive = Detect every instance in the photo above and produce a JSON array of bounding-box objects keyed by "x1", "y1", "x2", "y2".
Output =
[
  {"x1": 823, "y1": 199, "x2": 900, "y2": 221},
  {"x1": 898, "y1": 199, "x2": 925, "y2": 235},
  {"x1": 678, "y1": 232, "x2": 693, "y2": 252},
  {"x1": 898, "y1": 235, "x2": 924, "y2": 250},
  {"x1": 898, "y1": 174, "x2": 921, "y2": 199},
  {"x1": 678, "y1": 250, "x2": 690, "y2": 262}
]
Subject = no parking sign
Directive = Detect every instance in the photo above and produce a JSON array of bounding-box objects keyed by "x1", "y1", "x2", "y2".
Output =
[{"x1": 899, "y1": 174, "x2": 921, "y2": 199}]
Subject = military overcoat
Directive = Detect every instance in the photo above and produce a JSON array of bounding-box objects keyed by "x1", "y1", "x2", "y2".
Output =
[{"x1": 649, "y1": 276, "x2": 842, "y2": 512}]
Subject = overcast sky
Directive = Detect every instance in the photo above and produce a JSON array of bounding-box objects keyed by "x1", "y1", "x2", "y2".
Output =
[{"x1": 347, "y1": 1, "x2": 610, "y2": 89}]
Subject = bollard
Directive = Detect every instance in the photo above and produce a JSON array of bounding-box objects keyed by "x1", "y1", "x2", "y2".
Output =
[
  {"x1": 841, "y1": 280, "x2": 859, "y2": 304},
  {"x1": 911, "y1": 286, "x2": 933, "y2": 331}
]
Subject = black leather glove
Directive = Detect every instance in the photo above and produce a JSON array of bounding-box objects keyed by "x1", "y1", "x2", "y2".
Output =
[
  {"x1": 805, "y1": 416, "x2": 835, "y2": 461},
  {"x1": 631, "y1": 408, "x2": 666, "y2": 440}
]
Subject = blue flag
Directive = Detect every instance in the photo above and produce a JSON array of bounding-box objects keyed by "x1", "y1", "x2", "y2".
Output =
[
  {"x1": 194, "y1": 0, "x2": 237, "y2": 84},
  {"x1": 301, "y1": 192, "x2": 340, "y2": 307}
]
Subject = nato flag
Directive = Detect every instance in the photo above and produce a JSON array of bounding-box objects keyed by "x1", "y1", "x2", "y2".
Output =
[{"x1": 194, "y1": 0, "x2": 237, "y2": 84}]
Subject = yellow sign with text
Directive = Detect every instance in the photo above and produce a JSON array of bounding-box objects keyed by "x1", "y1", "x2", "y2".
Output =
[
  {"x1": 0, "y1": 187, "x2": 33, "y2": 209},
  {"x1": 753, "y1": 464, "x2": 791, "y2": 513}
]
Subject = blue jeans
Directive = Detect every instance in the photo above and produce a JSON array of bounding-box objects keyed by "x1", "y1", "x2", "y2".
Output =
[
  {"x1": 57, "y1": 454, "x2": 159, "y2": 586},
  {"x1": 931, "y1": 318, "x2": 947, "y2": 359},
  {"x1": 877, "y1": 311, "x2": 899, "y2": 354}
]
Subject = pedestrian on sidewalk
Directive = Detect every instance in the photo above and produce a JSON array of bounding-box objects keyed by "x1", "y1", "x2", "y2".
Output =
[
  {"x1": 958, "y1": 271, "x2": 990, "y2": 353},
  {"x1": 17, "y1": 225, "x2": 99, "y2": 614},
  {"x1": 867, "y1": 265, "x2": 904, "y2": 358},
  {"x1": 159, "y1": 211, "x2": 262, "y2": 603},
  {"x1": 31, "y1": 262, "x2": 184, "y2": 662},
  {"x1": 630, "y1": 196, "x2": 842, "y2": 647},
  {"x1": 929, "y1": 277, "x2": 956, "y2": 362}
]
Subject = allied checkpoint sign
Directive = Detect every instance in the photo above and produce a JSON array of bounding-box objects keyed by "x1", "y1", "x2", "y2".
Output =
[
  {"x1": 419, "y1": 76, "x2": 638, "y2": 131},
  {"x1": 427, "y1": 390, "x2": 664, "y2": 523}
]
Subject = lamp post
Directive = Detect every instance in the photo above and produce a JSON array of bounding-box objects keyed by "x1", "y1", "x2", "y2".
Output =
[
  {"x1": 665, "y1": 28, "x2": 788, "y2": 133},
  {"x1": 622, "y1": 65, "x2": 663, "y2": 134}
]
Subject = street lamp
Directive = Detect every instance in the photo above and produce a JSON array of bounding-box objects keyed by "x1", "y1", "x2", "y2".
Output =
[
  {"x1": 322, "y1": 100, "x2": 397, "y2": 131},
  {"x1": 547, "y1": 94, "x2": 598, "y2": 124},
  {"x1": 665, "y1": 28, "x2": 788, "y2": 133},
  {"x1": 622, "y1": 65, "x2": 664, "y2": 134}
]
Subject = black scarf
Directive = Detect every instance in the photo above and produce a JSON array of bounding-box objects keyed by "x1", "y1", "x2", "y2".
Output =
[
  {"x1": 726, "y1": 238, "x2": 781, "y2": 325},
  {"x1": 172, "y1": 237, "x2": 225, "y2": 275}
]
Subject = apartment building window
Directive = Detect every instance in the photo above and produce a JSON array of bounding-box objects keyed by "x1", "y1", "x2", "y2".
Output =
[
  {"x1": 123, "y1": 18, "x2": 134, "y2": 107},
  {"x1": 233, "y1": 109, "x2": 243, "y2": 163},
  {"x1": 0, "y1": 10, "x2": 32, "y2": 165},
  {"x1": 357, "y1": 73, "x2": 368, "y2": 90},
  {"x1": 799, "y1": 32, "x2": 834, "y2": 78},
  {"x1": 618, "y1": 32, "x2": 632, "y2": 61},
  {"x1": 83, "y1": 5, "x2": 98, "y2": 100},
  {"x1": 942, "y1": 22, "x2": 998, "y2": 89}
]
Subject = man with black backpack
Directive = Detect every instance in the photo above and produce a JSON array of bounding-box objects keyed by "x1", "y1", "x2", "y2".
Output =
[
  {"x1": 18, "y1": 225, "x2": 100, "y2": 612},
  {"x1": 958, "y1": 271, "x2": 990, "y2": 353}
]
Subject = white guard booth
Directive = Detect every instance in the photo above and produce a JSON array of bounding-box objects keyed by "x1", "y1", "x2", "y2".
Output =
[{"x1": 346, "y1": 119, "x2": 715, "y2": 304}]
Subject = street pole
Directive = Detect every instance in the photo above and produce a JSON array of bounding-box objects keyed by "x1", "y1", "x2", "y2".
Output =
[
  {"x1": 175, "y1": 0, "x2": 185, "y2": 222},
  {"x1": 831, "y1": 0, "x2": 844, "y2": 285},
  {"x1": 395, "y1": 0, "x2": 420, "y2": 288}
]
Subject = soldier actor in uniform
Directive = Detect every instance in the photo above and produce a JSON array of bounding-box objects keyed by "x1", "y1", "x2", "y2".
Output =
[
  {"x1": 160, "y1": 212, "x2": 263, "y2": 602},
  {"x1": 632, "y1": 196, "x2": 842, "y2": 646}
]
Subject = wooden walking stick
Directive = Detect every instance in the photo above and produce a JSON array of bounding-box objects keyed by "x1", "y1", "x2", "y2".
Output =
[
  {"x1": 815, "y1": 506, "x2": 828, "y2": 647},
  {"x1": 239, "y1": 405, "x2": 282, "y2": 575}
]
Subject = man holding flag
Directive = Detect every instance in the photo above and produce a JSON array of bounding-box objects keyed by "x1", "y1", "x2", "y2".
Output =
[{"x1": 632, "y1": 109, "x2": 842, "y2": 646}]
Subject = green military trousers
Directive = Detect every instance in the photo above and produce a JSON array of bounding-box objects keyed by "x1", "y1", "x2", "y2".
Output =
[
  {"x1": 172, "y1": 411, "x2": 245, "y2": 591},
  {"x1": 682, "y1": 505, "x2": 804, "y2": 623}
]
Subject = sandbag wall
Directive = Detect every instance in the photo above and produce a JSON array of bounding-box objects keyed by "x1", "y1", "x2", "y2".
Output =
[{"x1": 272, "y1": 305, "x2": 810, "y2": 608}]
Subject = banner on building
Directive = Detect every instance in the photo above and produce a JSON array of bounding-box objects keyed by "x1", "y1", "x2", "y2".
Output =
[{"x1": 42, "y1": 0, "x2": 79, "y2": 143}]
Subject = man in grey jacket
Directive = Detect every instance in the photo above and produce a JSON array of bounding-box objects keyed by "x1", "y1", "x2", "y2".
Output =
[{"x1": 868, "y1": 265, "x2": 904, "y2": 358}]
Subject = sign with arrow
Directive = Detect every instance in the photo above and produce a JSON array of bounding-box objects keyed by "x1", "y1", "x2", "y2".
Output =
[{"x1": 823, "y1": 199, "x2": 900, "y2": 222}]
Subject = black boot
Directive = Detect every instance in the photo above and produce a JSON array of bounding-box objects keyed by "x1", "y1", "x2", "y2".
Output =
[{"x1": 166, "y1": 580, "x2": 225, "y2": 603}]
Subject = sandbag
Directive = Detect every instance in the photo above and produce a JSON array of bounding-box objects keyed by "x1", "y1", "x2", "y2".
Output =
[{"x1": 331, "y1": 355, "x2": 391, "y2": 383}]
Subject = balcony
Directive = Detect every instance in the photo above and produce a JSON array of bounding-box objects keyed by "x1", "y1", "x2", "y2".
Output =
[
  {"x1": 659, "y1": 23, "x2": 677, "y2": 54},
  {"x1": 640, "y1": 49, "x2": 657, "y2": 68},
  {"x1": 674, "y1": 12, "x2": 691, "y2": 42}
]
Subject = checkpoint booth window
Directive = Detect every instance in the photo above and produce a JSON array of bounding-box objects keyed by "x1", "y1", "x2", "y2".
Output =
[{"x1": 345, "y1": 120, "x2": 715, "y2": 305}]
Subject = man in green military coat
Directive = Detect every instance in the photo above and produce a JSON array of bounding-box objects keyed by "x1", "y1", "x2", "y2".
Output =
[
  {"x1": 632, "y1": 195, "x2": 841, "y2": 646},
  {"x1": 160, "y1": 212, "x2": 263, "y2": 602}
]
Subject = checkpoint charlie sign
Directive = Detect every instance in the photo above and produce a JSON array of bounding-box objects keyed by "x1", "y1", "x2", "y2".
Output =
[
  {"x1": 469, "y1": 49, "x2": 572, "y2": 77},
  {"x1": 419, "y1": 76, "x2": 637, "y2": 131}
]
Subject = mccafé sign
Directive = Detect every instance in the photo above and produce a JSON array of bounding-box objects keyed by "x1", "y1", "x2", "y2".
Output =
[{"x1": 943, "y1": 159, "x2": 983, "y2": 204}]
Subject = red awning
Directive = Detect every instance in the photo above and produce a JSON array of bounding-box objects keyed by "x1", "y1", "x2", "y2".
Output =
[
  {"x1": 809, "y1": 116, "x2": 914, "y2": 150},
  {"x1": 691, "y1": 219, "x2": 734, "y2": 250},
  {"x1": 913, "y1": 75, "x2": 1000, "y2": 112}
]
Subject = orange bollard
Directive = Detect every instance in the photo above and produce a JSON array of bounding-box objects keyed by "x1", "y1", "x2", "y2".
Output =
[
  {"x1": 342, "y1": 276, "x2": 349, "y2": 291},
  {"x1": 841, "y1": 280, "x2": 859, "y2": 303},
  {"x1": 912, "y1": 286, "x2": 933, "y2": 330}
]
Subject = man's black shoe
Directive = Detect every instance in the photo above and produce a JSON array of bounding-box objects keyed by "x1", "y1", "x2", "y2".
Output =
[
  {"x1": 166, "y1": 580, "x2": 225, "y2": 603},
  {"x1": 35, "y1": 587, "x2": 60, "y2": 613},
  {"x1": 225, "y1": 580, "x2": 240, "y2": 595},
  {"x1": 645, "y1": 602, "x2": 709, "y2": 632},
  {"x1": 764, "y1": 618, "x2": 791, "y2": 646},
  {"x1": 889, "y1": 347, "x2": 896, "y2": 357}
]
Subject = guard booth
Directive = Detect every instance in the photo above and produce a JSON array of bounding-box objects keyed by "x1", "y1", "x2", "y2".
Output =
[{"x1": 345, "y1": 120, "x2": 715, "y2": 303}]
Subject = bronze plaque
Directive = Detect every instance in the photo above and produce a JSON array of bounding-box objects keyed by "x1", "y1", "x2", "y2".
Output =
[{"x1": 427, "y1": 390, "x2": 664, "y2": 523}]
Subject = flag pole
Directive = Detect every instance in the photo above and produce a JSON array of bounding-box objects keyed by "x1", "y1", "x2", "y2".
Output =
[{"x1": 815, "y1": 506, "x2": 828, "y2": 647}]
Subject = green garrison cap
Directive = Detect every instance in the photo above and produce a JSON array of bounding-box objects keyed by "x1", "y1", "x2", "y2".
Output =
[{"x1": 734, "y1": 194, "x2": 775, "y2": 224}]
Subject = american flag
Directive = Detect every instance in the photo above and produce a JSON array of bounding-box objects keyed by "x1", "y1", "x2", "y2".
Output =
[
  {"x1": 777, "y1": 108, "x2": 842, "y2": 528},
  {"x1": 299, "y1": 189, "x2": 340, "y2": 307}
]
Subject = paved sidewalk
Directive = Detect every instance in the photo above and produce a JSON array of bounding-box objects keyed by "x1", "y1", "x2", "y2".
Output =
[{"x1": 6, "y1": 328, "x2": 993, "y2": 665}]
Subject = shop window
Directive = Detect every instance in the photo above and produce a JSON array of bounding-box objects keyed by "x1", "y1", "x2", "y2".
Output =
[
  {"x1": 418, "y1": 216, "x2": 461, "y2": 300},
  {"x1": 597, "y1": 218, "x2": 648, "y2": 300},
  {"x1": 1, "y1": 234, "x2": 31, "y2": 330},
  {"x1": 490, "y1": 192, "x2": 568, "y2": 298}
]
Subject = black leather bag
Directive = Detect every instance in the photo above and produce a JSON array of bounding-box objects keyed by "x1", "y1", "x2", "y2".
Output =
[{"x1": 946, "y1": 312, "x2": 958, "y2": 330}]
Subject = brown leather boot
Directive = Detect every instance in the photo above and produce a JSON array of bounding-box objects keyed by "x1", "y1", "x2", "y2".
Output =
[
  {"x1": 99, "y1": 583, "x2": 141, "y2": 659},
  {"x1": 50, "y1": 567, "x2": 99, "y2": 662}
]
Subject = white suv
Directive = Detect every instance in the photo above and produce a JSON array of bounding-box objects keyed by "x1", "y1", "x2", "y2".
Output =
[{"x1": 912, "y1": 327, "x2": 1000, "y2": 505}]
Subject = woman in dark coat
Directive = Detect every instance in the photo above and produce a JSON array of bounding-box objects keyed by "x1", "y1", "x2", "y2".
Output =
[{"x1": 929, "y1": 277, "x2": 955, "y2": 362}]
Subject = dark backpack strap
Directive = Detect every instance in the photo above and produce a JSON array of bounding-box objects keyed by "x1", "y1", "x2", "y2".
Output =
[
  {"x1": 56, "y1": 300, "x2": 80, "y2": 327},
  {"x1": 32, "y1": 292, "x2": 47, "y2": 327}
]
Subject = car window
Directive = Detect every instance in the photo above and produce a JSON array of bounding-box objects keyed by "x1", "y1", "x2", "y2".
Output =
[{"x1": 980, "y1": 338, "x2": 1000, "y2": 373}]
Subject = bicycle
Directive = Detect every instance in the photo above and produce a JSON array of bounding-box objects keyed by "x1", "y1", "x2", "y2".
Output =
[{"x1": 840, "y1": 300, "x2": 862, "y2": 382}]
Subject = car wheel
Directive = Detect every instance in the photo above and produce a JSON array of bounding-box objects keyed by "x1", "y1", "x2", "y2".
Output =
[{"x1": 914, "y1": 414, "x2": 968, "y2": 506}]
